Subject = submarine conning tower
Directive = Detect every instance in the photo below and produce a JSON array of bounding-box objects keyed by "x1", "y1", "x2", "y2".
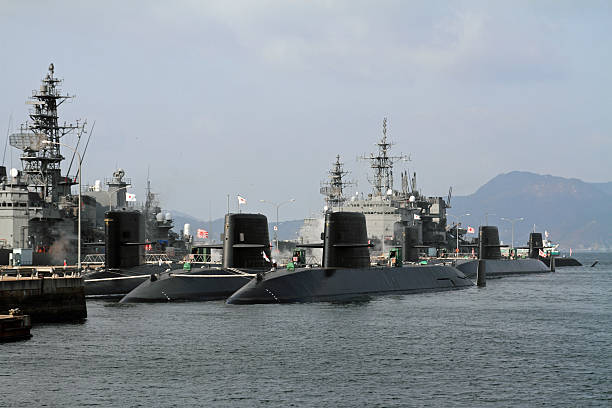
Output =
[
  {"x1": 528, "y1": 232, "x2": 544, "y2": 259},
  {"x1": 393, "y1": 222, "x2": 419, "y2": 262},
  {"x1": 478, "y1": 226, "x2": 502, "y2": 260},
  {"x1": 322, "y1": 212, "x2": 371, "y2": 268},
  {"x1": 105, "y1": 210, "x2": 145, "y2": 269},
  {"x1": 222, "y1": 213, "x2": 271, "y2": 269}
]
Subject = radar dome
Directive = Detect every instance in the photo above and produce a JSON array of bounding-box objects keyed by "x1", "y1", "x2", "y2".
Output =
[
  {"x1": 156, "y1": 213, "x2": 164, "y2": 222},
  {"x1": 165, "y1": 212, "x2": 172, "y2": 221}
]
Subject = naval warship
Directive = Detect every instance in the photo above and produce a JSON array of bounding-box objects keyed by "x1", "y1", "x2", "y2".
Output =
[
  {"x1": 306, "y1": 118, "x2": 462, "y2": 261},
  {"x1": 0, "y1": 64, "x2": 91, "y2": 266},
  {"x1": 227, "y1": 211, "x2": 473, "y2": 304}
]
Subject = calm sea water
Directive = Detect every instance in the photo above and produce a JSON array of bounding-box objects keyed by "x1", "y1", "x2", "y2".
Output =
[{"x1": 2, "y1": 253, "x2": 611, "y2": 407}]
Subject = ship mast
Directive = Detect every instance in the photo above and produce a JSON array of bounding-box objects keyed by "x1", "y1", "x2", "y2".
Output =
[
  {"x1": 9, "y1": 63, "x2": 85, "y2": 203},
  {"x1": 360, "y1": 117, "x2": 409, "y2": 196},
  {"x1": 320, "y1": 155, "x2": 353, "y2": 209}
]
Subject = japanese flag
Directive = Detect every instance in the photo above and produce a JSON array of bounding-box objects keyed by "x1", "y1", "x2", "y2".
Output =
[
  {"x1": 467, "y1": 226, "x2": 475, "y2": 234},
  {"x1": 237, "y1": 195, "x2": 247, "y2": 205}
]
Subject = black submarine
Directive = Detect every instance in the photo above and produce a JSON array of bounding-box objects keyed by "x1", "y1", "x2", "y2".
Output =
[
  {"x1": 454, "y1": 227, "x2": 550, "y2": 278},
  {"x1": 83, "y1": 210, "x2": 168, "y2": 297},
  {"x1": 119, "y1": 213, "x2": 272, "y2": 302},
  {"x1": 227, "y1": 211, "x2": 474, "y2": 305}
]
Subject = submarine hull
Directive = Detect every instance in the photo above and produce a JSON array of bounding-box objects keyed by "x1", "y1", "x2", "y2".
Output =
[
  {"x1": 455, "y1": 258, "x2": 549, "y2": 279},
  {"x1": 83, "y1": 264, "x2": 170, "y2": 297},
  {"x1": 119, "y1": 267, "x2": 253, "y2": 303},
  {"x1": 540, "y1": 257, "x2": 582, "y2": 267},
  {"x1": 227, "y1": 265, "x2": 473, "y2": 304}
]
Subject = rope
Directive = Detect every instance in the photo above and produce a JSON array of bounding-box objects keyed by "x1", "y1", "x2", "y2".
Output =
[
  {"x1": 84, "y1": 275, "x2": 149, "y2": 282},
  {"x1": 170, "y1": 274, "x2": 255, "y2": 278}
]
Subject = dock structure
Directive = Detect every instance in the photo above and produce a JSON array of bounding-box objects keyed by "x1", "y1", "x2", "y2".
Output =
[
  {"x1": 0, "y1": 268, "x2": 86, "y2": 322},
  {"x1": 0, "y1": 309, "x2": 32, "y2": 342}
]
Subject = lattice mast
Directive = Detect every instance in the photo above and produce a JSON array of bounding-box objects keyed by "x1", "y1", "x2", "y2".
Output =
[
  {"x1": 10, "y1": 63, "x2": 85, "y2": 203},
  {"x1": 320, "y1": 155, "x2": 353, "y2": 209},
  {"x1": 360, "y1": 117, "x2": 409, "y2": 196}
]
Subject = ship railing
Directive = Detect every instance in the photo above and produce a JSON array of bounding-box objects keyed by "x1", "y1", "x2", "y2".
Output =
[
  {"x1": 82, "y1": 254, "x2": 105, "y2": 264},
  {"x1": 188, "y1": 254, "x2": 212, "y2": 263},
  {"x1": 1, "y1": 266, "x2": 81, "y2": 279},
  {"x1": 145, "y1": 253, "x2": 173, "y2": 264}
]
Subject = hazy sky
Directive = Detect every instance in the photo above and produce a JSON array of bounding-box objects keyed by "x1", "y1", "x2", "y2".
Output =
[{"x1": 1, "y1": 1, "x2": 610, "y2": 221}]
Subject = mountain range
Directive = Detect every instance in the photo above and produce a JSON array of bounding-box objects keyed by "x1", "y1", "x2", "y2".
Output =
[
  {"x1": 449, "y1": 171, "x2": 611, "y2": 250},
  {"x1": 170, "y1": 171, "x2": 612, "y2": 251}
]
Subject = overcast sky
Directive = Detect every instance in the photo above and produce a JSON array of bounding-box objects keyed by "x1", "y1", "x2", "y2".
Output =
[{"x1": 1, "y1": 0, "x2": 610, "y2": 221}]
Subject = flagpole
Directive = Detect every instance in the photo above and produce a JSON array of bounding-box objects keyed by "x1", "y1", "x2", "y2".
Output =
[{"x1": 227, "y1": 194, "x2": 229, "y2": 215}]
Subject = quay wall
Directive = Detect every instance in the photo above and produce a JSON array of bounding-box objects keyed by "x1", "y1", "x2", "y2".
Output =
[{"x1": 0, "y1": 276, "x2": 87, "y2": 322}]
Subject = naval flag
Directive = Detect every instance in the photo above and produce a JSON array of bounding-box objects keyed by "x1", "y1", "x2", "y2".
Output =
[
  {"x1": 125, "y1": 192, "x2": 136, "y2": 202},
  {"x1": 197, "y1": 229, "x2": 208, "y2": 239},
  {"x1": 262, "y1": 250, "x2": 270, "y2": 262},
  {"x1": 539, "y1": 249, "x2": 547, "y2": 258},
  {"x1": 237, "y1": 195, "x2": 247, "y2": 205},
  {"x1": 467, "y1": 226, "x2": 475, "y2": 234}
]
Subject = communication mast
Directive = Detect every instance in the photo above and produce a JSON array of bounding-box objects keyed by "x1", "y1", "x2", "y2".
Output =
[
  {"x1": 9, "y1": 63, "x2": 86, "y2": 203},
  {"x1": 320, "y1": 155, "x2": 353, "y2": 209},
  {"x1": 360, "y1": 117, "x2": 409, "y2": 196}
]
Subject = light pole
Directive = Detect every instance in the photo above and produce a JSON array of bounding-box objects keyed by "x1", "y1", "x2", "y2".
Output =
[
  {"x1": 43, "y1": 140, "x2": 82, "y2": 271},
  {"x1": 448, "y1": 213, "x2": 470, "y2": 257},
  {"x1": 260, "y1": 198, "x2": 295, "y2": 256},
  {"x1": 501, "y1": 217, "x2": 524, "y2": 252}
]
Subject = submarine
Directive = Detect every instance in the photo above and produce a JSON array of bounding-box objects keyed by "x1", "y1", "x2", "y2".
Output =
[
  {"x1": 454, "y1": 228, "x2": 550, "y2": 278},
  {"x1": 119, "y1": 213, "x2": 272, "y2": 303},
  {"x1": 227, "y1": 212, "x2": 474, "y2": 305},
  {"x1": 83, "y1": 210, "x2": 169, "y2": 297},
  {"x1": 529, "y1": 232, "x2": 582, "y2": 267}
]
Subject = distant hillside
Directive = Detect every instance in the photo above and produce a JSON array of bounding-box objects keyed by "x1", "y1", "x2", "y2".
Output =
[{"x1": 450, "y1": 171, "x2": 612, "y2": 250}]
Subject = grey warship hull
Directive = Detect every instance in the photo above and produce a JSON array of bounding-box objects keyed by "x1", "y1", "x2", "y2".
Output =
[
  {"x1": 227, "y1": 264, "x2": 473, "y2": 304},
  {"x1": 455, "y1": 258, "x2": 549, "y2": 279},
  {"x1": 119, "y1": 267, "x2": 253, "y2": 303}
]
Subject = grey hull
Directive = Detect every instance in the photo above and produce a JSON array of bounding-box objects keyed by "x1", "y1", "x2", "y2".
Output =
[
  {"x1": 119, "y1": 267, "x2": 253, "y2": 303},
  {"x1": 455, "y1": 258, "x2": 549, "y2": 279},
  {"x1": 84, "y1": 264, "x2": 171, "y2": 297},
  {"x1": 227, "y1": 265, "x2": 473, "y2": 304}
]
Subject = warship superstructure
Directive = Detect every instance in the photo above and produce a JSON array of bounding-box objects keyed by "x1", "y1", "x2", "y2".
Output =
[
  {"x1": 317, "y1": 118, "x2": 454, "y2": 257},
  {"x1": 0, "y1": 64, "x2": 88, "y2": 265}
]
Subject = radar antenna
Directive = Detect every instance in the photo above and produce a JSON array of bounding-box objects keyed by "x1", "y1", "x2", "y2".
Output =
[
  {"x1": 8, "y1": 63, "x2": 85, "y2": 202},
  {"x1": 359, "y1": 117, "x2": 409, "y2": 196},
  {"x1": 320, "y1": 154, "x2": 354, "y2": 209}
]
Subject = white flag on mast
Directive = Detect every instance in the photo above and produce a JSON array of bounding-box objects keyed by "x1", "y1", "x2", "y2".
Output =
[{"x1": 237, "y1": 195, "x2": 246, "y2": 205}]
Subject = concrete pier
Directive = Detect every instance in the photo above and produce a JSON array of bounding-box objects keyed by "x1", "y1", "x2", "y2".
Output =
[{"x1": 0, "y1": 270, "x2": 87, "y2": 322}]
